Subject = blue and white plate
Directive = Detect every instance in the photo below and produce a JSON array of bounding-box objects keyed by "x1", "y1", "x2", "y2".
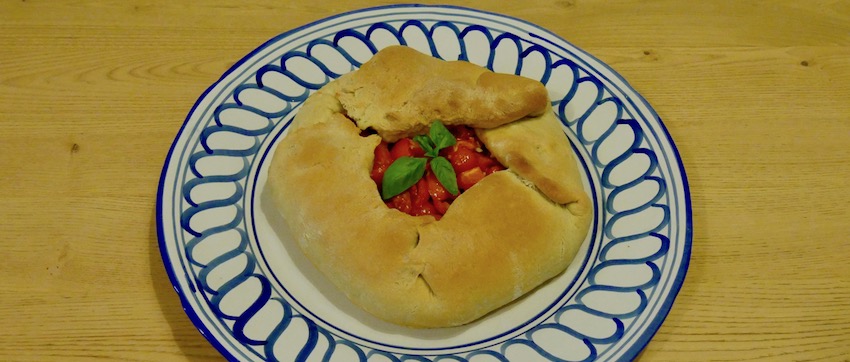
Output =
[{"x1": 157, "y1": 4, "x2": 691, "y2": 361}]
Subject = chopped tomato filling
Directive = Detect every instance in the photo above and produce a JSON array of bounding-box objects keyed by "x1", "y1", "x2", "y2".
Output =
[{"x1": 371, "y1": 125, "x2": 505, "y2": 219}]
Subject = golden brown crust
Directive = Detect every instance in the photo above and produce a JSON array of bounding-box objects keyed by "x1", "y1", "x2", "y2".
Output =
[
  {"x1": 267, "y1": 46, "x2": 592, "y2": 328},
  {"x1": 410, "y1": 171, "x2": 590, "y2": 326},
  {"x1": 477, "y1": 111, "x2": 589, "y2": 208},
  {"x1": 335, "y1": 45, "x2": 549, "y2": 142}
]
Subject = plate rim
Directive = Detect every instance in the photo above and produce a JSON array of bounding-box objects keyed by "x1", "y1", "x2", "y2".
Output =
[{"x1": 156, "y1": 3, "x2": 693, "y2": 361}]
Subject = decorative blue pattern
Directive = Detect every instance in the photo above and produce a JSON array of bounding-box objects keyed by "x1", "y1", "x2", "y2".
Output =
[{"x1": 157, "y1": 5, "x2": 691, "y2": 362}]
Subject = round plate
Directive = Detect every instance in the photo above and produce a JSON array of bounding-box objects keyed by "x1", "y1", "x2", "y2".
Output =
[{"x1": 157, "y1": 4, "x2": 692, "y2": 361}]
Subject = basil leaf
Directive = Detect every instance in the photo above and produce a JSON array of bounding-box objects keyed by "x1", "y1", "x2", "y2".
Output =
[
  {"x1": 413, "y1": 135, "x2": 437, "y2": 158},
  {"x1": 429, "y1": 121, "x2": 456, "y2": 152},
  {"x1": 381, "y1": 157, "x2": 427, "y2": 200},
  {"x1": 430, "y1": 156, "x2": 459, "y2": 196}
]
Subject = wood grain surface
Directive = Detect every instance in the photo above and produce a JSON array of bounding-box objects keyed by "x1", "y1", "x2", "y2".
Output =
[{"x1": 1, "y1": 0, "x2": 849, "y2": 361}]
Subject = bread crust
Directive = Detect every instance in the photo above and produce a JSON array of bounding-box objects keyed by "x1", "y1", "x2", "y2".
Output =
[
  {"x1": 268, "y1": 46, "x2": 592, "y2": 328},
  {"x1": 335, "y1": 45, "x2": 550, "y2": 142}
]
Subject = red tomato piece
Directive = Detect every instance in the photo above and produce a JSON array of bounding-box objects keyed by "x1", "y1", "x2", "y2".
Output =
[
  {"x1": 451, "y1": 125, "x2": 482, "y2": 149},
  {"x1": 370, "y1": 141, "x2": 392, "y2": 185},
  {"x1": 450, "y1": 125, "x2": 476, "y2": 141},
  {"x1": 425, "y1": 169, "x2": 452, "y2": 201},
  {"x1": 413, "y1": 177, "x2": 430, "y2": 204},
  {"x1": 412, "y1": 198, "x2": 437, "y2": 217},
  {"x1": 433, "y1": 199, "x2": 450, "y2": 215},
  {"x1": 390, "y1": 138, "x2": 425, "y2": 160},
  {"x1": 409, "y1": 140, "x2": 426, "y2": 157},
  {"x1": 477, "y1": 153, "x2": 507, "y2": 175},
  {"x1": 386, "y1": 190, "x2": 412, "y2": 214},
  {"x1": 477, "y1": 153, "x2": 498, "y2": 169},
  {"x1": 389, "y1": 138, "x2": 414, "y2": 159},
  {"x1": 484, "y1": 164, "x2": 506, "y2": 175},
  {"x1": 457, "y1": 167, "x2": 486, "y2": 190},
  {"x1": 446, "y1": 145, "x2": 479, "y2": 173},
  {"x1": 410, "y1": 177, "x2": 435, "y2": 216}
]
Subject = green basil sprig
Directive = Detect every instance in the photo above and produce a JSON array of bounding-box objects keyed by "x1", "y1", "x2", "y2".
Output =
[
  {"x1": 381, "y1": 157, "x2": 427, "y2": 200},
  {"x1": 413, "y1": 135, "x2": 434, "y2": 157},
  {"x1": 381, "y1": 121, "x2": 460, "y2": 199},
  {"x1": 429, "y1": 156, "x2": 459, "y2": 196},
  {"x1": 429, "y1": 121, "x2": 457, "y2": 155}
]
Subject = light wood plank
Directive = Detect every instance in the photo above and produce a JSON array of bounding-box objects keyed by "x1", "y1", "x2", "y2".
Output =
[{"x1": 2, "y1": 0, "x2": 849, "y2": 360}]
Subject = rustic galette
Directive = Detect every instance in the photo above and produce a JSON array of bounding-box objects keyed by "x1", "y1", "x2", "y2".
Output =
[{"x1": 268, "y1": 45, "x2": 592, "y2": 328}]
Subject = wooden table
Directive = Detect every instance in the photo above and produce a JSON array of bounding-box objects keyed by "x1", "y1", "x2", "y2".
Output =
[{"x1": 2, "y1": 1, "x2": 848, "y2": 361}]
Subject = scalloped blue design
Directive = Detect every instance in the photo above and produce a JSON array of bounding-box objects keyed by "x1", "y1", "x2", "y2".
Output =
[{"x1": 157, "y1": 4, "x2": 691, "y2": 362}]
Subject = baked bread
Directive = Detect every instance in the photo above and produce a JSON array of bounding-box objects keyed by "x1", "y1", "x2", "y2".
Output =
[{"x1": 267, "y1": 45, "x2": 592, "y2": 328}]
